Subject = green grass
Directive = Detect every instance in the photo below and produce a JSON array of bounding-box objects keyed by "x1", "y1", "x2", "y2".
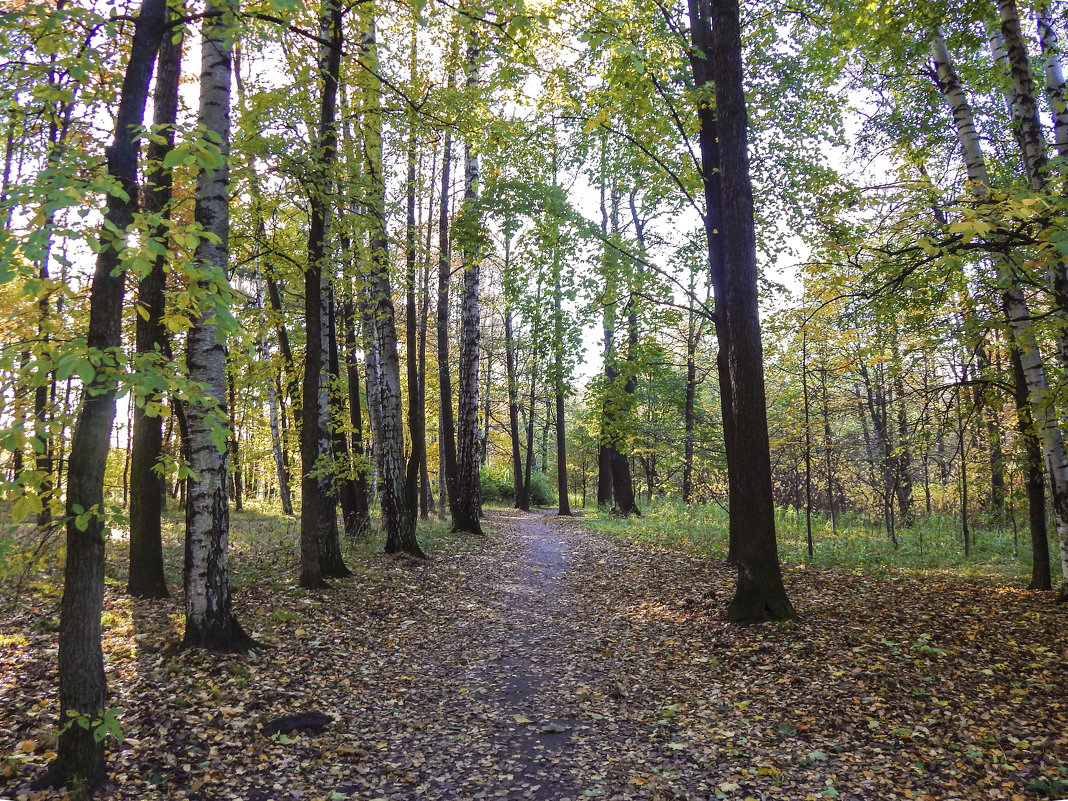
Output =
[{"x1": 585, "y1": 497, "x2": 1052, "y2": 583}]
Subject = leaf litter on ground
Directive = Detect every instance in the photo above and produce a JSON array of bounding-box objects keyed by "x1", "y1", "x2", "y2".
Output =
[{"x1": 0, "y1": 507, "x2": 1065, "y2": 800}]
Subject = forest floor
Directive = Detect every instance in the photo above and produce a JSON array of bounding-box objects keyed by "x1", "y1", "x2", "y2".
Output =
[{"x1": 1, "y1": 507, "x2": 1067, "y2": 800}]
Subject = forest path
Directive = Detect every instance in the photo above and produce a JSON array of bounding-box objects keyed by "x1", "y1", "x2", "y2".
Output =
[
  {"x1": 324, "y1": 505, "x2": 723, "y2": 801},
  {"x1": 392, "y1": 507, "x2": 633, "y2": 800}
]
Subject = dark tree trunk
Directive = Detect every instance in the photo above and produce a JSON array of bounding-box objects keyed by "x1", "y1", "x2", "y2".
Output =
[
  {"x1": 330, "y1": 289, "x2": 361, "y2": 539},
  {"x1": 892, "y1": 352, "x2": 914, "y2": 526},
  {"x1": 227, "y1": 368, "x2": 244, "y2": 513},
  {"x1": 1010, "y1": 345, "x2": 1053, "y2": 589},
  {"x1": 819, "y1": 362, "x2": 838, "y2": 533},
  {"x1": 802, "y1": 329, "x2": 813, "y2": 557},
  {"x1": 437, "y1": 126, "x2": 460, "y2": 522},
  {"x1": 687, "y1": 0, "x2": 736, "y2": 558},
  {"x1": 554, "y1": 272, "x2": 571, "y2": 517},
  {"x1": 265, "y1": 274, "x2": 301, "y2": 431},
  {"x1": 504, "y1": 299, "x2": 527, "y2": 510},
  {"x1": 418, "y1": 222, "x2": 434, "y2": 520},
  {"x1": 404, "y1": 109, "x2": 424, "y2": 533},
  {"x1": 128, "y1": 15, "x2": 181, "y2": 599},
  {"x1": 522, "y1": 275, "x2": 543, "y2": 505},
  {"x1": 976, "y1": 342, "x2": 1006, "y2": 517},
  {"x1": 39, "y1": 0, "x2": 167, "y2": 788},
  {"x1": 342, "y1": 295, "x2": 371, "y2": 538},
  {"x1": 703, "y1": 0, "x2": 794, "y2": 622},
  {"x1": 682, "y1": 303, "x2": 698, "y2": 504},
  {"x1": 300, "y1": 0, "x2": 345, "y2": 589},
  {"x1": 319, "y1": 287, "x2": 351, "y2": 578},
  {"x1": 597, "y1": 179, "x2": 619, "y2": 510}
]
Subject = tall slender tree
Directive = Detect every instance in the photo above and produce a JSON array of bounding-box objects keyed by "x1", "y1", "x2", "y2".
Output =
[
  {"x1": 454, "y1": 23, "x2": 485, "y2": 535},
  {"x1": 183, "y1": 0, "x2": 255, "y2": 651},
  {"x1": 38, "y1": 0, "x2": 167, "y2": 787},
  {"x1": 128, "y1": 9, "x2": 182, "y2": 599},
  {"x1": 708, "y1": 0, "x2": 794, "y2": 622},
  {"x1": 300, "y1": 0, "x2": 348, "y2": 588}
]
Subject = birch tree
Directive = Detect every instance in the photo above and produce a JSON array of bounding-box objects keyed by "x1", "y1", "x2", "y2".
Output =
[
  {"x1": 930, "y1": 29, "x2": 1068, "y2": 599},
  {"x1": 454, "y1": 22, "x2": 485, "y2": 535},
  {"x1": 182, "y1": 0, "x2": 255, "y2": 650}
]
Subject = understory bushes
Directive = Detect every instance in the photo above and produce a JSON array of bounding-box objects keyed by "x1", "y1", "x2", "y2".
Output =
[{"x1": 480, "y1": 465, "x2": 556, "y2": 506}]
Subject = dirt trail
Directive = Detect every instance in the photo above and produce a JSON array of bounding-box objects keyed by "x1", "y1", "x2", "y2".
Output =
[{"x1": 407, "y1": 508, "x2": 613, "y2": 800}]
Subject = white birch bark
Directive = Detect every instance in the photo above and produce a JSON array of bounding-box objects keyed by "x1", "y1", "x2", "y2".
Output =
[
  {"x1": 184, "y1": 0, "x2": 250, "y2": 649},
  {"x1": 988, "y1": 16, "x2": 1068, "y2": 389},
  {"x1": 991, "y1": 0, "x2": 1050, "y2": 190},
  {"x1": 359, "y1": 14, "x2": 421, "y2": 555},
  {"x1": 1036, "y1": 3, "x2": 1068, "y2": 161},
  {"x1": 932, "y1": 29, "x2": 1068, "y2": 598}
]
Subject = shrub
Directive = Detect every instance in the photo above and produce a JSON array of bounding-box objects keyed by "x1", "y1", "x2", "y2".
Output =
[{"x1": 479, "y1": 465, "x2": 557, "y2": 507}]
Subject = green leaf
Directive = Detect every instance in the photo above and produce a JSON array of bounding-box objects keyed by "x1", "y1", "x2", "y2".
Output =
[
  {"x1": 800, "y1": 750, "x2": 829, "y2": 765},
  {"x1": 74, "y1": 359, "x2": 96, "y2": 386}
]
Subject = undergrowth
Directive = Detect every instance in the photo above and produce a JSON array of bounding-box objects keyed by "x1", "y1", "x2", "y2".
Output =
[{"x1": 583, "y1": 497, "x2": 1051, "y2": 584}]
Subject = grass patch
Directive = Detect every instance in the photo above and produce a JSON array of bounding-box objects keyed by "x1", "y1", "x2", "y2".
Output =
[{"x1": 585, "y1": 498, "x2": 1049, "y2": 584}]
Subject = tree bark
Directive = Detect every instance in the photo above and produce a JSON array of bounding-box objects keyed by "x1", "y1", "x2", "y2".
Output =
[
  {"x1": 554, "y1": 271, "x2": 571, "y2": 516},
  {"x1": 708, "y1": 0, "x2": 795, "y2": 622},
  {"x1": 361, "y1": 14, "x2": 423, "y2": 557},
  {"x1": 128, "y1": 13, "x2": 182, "y2": 599},
  {"x1": 933, "y1": 30, "x2": 1068, "y2": 598},
  {"x1": 1037, "y1": 3, "x2": 1068, "y2": 162},
  {"x1": 341, "y1": 293, "x2": 371, "y2": 537},
  {"x1": 1009, "y1": 344, "x2": 1052, "y2": 590},
  {"x1": 503, "y1": 250, "x2": 527, "y2": 510},
  {"x1": 40, "y1": 0, "x2": 167, "y2": 786},
  {"x1": 454, "y1": 27, "x2": 484, "y2": 534},
  {"x1": 437, "y1": 124, "x2": 460, "y2": 522},
  {"x1": 404, "y1": 66, "x2": 425, "y2": 534},
  {"x1": 183, "y1": 0, "x2": 255, "y2": 652},
  {"x1": 300, "y1": 0, "x2": 346, "y2": 588}
]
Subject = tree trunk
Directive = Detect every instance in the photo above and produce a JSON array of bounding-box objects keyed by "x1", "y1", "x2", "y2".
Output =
[
  {"x1": 1037, "y1": 2, "x2": 1068, "y2": 162},
  {"x1": 454, "y1": 27, "x2": 484, "y2": 534},
  {"x1": 183, "y1": 0, "x2": 254, "y2": 653},
  {"x1": 361, "y1": 14, "x2": 422, "y2": 557},
  {"x1": 933, "y1": 30, "x2": 1068, "y2": 598},
  {"x1": 683, "y1": 298, "x2": 699, "y2": 505},
  {"x1": 554, "y1": 272, "x2": 571, "y2": 517},
  {"x1": 1009, "y1": 344, "x2": 1052, "y2": 590},
  {"x1": 437, "y1": 125, "x2": 460, "y2": 523},
  {"x1": 597, "y1": 178, "x2": 619, "y2": 510},
  {"x1": 320, "y1": 286, "x2": 351, "y2": 577},
  {"x1": 687, "y1": 0, "x2": 738, "y2": 559},
  {"x1": 404, "y1": 68, "x2": 425, "y2": 534},
  {"x1": 227, "y1": 368, "x2": 244, "y2": 513},
  {"x1": 262, "y1": 294, "x2": 293, "y2": 514},
  {"x1": 300, "y1": 0, "x2": 345, "y2": 589},
  {"x1": 342, "y1": 294, "x2": 371, "y2": 537},
  {"x1": 40, "y1": 1, "x2": 167, "y2": 786},
  {"x1": 128, "y1": 14, "x2": 182, "y2": 599},
  {"x1": 707, "y1": 0, "x2": 794, "y2": 622},
  {"x1": 503, "y1": 234, "x2": 527, "y2": 510}
]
